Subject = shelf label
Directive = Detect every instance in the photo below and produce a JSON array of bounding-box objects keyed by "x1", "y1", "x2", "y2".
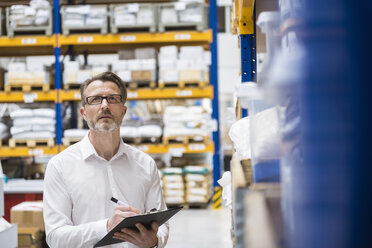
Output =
[
  {"x1": 127, "y1": 92, "x2": 138, "y2": 99},
  {"x1": 137, "y1": 145, "x2": 149, "y2": 152},
  {"x1": 23, "y1": 93, "x2": 38, "y2": 103},
  {"x1": 176, "y1": 90, "x2": 192, "y2": 97},
  {"x1": 29, "y1": 149, "x2": 44, "y2": 156},
  {"x1": 188, "y1": 144, "x2": 206, "y2": 151},
  {"x1": 120, "y1": 35, "x2": 136, "y2": 42},
  {"x1": 74, "y1": 93, "x2": 81, "y2": 99},
  {"x1": 175, "y1": 33, "x2": 191, "y2": 40},
  {"x1": 21, "y1": 38, "x2": 37, "y2": 45},
  {"x1": 77, "y1": 36, "x2": 94, "y2": 43},
  {"x1": 169, "y1": 147, "x2": 185, "y2": 157}
]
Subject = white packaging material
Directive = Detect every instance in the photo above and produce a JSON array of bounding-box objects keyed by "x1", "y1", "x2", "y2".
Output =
[
  {"x1": 162, "y1": 167, "x2": 183, "y2": 175},
  {"x1": 77, "y1": 70, "x2": 91, "y2": 84},
  {"x1": 64, "y1": 61, "x2": 80, "y2": 71},
  {"x1": 229, "y1": 117, "x2": 251, "y2": 159},
  {"x1": 32, "y1": 117, "x2": 55, "y2": 126},
  {"x1": 65, "y1": 5, "x2": 90, "y2": 15},
  {"x1": 64, "y1": 18, "x2": 84, "y2": 27},
  {"x1": 127, "y1": 59, "x2": 142, "y2": 70},
  {"x1": 141, "y1": 59, "x2": 156, "y2": 70},
  {"x1": 115, "y1": 14, "x2": 136, "y2": 25},
  {"x1": 160, "y1": 7, "x2": 178, "y2": 24},
  {"x1": 164, "y1": 182, "x2": 184, "y2": 190},
  {"x1": 204, "y1": 51, "x2": 212, "y2": 66},
  {"x1": 163, "y1": 127, "x2": 208, "y2": 137},
  {"x1": 63, "y1": 129, "x2": 88, "y2": 138},
  {"x1": 0, "y1": 123, "x2": 9, "y2": 139},
  {"x1": 32, "y1": 124, "x2": 55, "y2": 132},
  {"x1": 163, "y1": 175, "x2": 183, "y2": 183},
  {"x1": 164, "y1": 106, "x2": 187, "y2": 115},
  {"x1": 12, "y1": 131, "x2": 55, "y2": 139},
  {"x1": 159, "y1": 58, "x2": 177, "y2": 69},
  {"x1": 187, "y1": 195, "x2": 206, "y2": 203},
  {"x1": 10, "y1": 109, "x2": 33, "y2": 119},
  {"x1": 217, "y1": 171, "x2": 232, "y2": 209},
  {"x1": 176, "y1": 59, "x2": 190, "y2": 70},
  {"x1": 86, "y1": 18, "x2": 105, "y2": 26},
  {"x1": 188, "y1": 188, "x2": 208, "y2": 195},
  {"x1": 10, "y1": 126, "x2": 32, "y2": 136},
  {"x1": 8, "y1": 62, "x2": 26, "y2": 72},
  {"x1": 30, "y1": 0, "x2": 50, "y2": 8},
  {"x1": 165, "y1": 190, "x2": 184, "y2": 197},
  {"x1": 117, "y1": 70, "x2": 132, "y2": 82},
  {"x1": 33, "y1": 108, "x2": 54, "y2": 118},
  {"x1": 137, "y1": 8, "x2": 153, "y2": 25},
  {"x1": 165, "y1": 196, "x2": 184, "y2": 204},
  {"x1": 179, "y1": 5, "x2": 203, "y2": 23},
  {"x1": 179, "y1": 46, "x2": 204, "y2": 59},
  {"x1": 161, "y1": 70, "x2": 178, "y2": 82},
  {"x1": 137, "y1": 125, "x2": 162, "y2": 138},
  {"x1": 185, "y1": 174, "x2": 206, "y2": 182},
  {"x1": 120, "y1": 126, "x2": 138, "y2": 138},
  {"x1": 135, "y1": 48, "x2": 157, "y2": 60},
  {"x1": 160, "y1": 46, "x2": 178, "y2": 56},
  {"x1": 112, "y1": 60, "x2": 128, "y2": 71},
  {"x1": 251, "y1": 107, "x2": 280, "y2": 159}
]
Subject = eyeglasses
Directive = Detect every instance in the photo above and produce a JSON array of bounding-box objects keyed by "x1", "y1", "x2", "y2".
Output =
[{"x1": 85, "y1": 94, "x2": 123, "y2": 105}]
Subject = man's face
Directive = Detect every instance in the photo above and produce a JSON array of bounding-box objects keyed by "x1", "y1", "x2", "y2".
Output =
[{"x1": 80, "y1": 80, "x2": 127, "y2": 133}]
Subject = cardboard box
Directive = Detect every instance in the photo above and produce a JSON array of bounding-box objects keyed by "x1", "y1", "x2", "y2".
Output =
[
  {"x1": 179, "y1": 69, "x2": 204, "y2": 82},
  {"x1": 18, "y1": 227, "x2": 45, "y2": 248},
  {"x1": 10, "y1": 201, "x2": 44, "y2": 231},
  {"x1": 131, "y1": 70, "x2": 154, "y2": 82}
]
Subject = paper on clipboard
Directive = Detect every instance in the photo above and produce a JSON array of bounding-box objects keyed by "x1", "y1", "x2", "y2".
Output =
[{"x1": 94, "y1": 207, "x2": 183, "y2": 247}]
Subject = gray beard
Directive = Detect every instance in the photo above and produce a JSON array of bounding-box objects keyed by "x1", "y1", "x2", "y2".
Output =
[{"x1": 87, "y1": 118, "x2": 122, "y2": 133}]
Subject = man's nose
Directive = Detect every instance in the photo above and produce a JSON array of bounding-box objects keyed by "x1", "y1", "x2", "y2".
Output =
[{"x1": 100, "y1": 98, "x2": 109, "y2": 108}]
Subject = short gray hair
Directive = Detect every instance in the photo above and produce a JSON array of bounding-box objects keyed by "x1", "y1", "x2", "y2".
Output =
[{"x1": 80, "y1": 71, "x2": 127, "y2": 106}]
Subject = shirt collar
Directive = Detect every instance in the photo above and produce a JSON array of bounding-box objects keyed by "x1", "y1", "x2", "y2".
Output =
[{"x1": 80, "y1": 131, "x2": 127, "y2": 161}]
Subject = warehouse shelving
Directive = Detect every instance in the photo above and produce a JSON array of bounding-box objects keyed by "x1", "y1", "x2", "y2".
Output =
[
  {"x1": 0, "y1": 86, "x2": 213, "y2": 102},
  {"x1": 0, "y1": 142, "x2": 214, "y2": 157}
]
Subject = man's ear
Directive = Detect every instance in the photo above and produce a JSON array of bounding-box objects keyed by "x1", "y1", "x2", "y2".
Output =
[
  {"x1": 122, "y1": 106, "x2": 127, "y2": 119},
  {"x1": 80, "y1": 106, "x2": 87, "y2": 121}
]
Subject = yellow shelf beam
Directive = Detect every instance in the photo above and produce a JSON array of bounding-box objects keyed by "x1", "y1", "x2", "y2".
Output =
[
  {"x1": 239, "y1": 0, "x2": 255, "y2": 35},
  {"x1": 58, "y1": 30, "x2": 212, "y2": 46},
  {"x1": 0, "y1": 146, "x2": 60, "y2": 157},
  {"x1": 0, "y1": 91, "x2": 56, "y2": 103},
  {"x1": 61, "y1": 86, "x2": 214, "y2": 101},
  {"x1": 0, "y1": 143, "x2": 213, "y2": 157},
  {"x1": 0, "y1": 35, "x2": 56, "y2": 47}
]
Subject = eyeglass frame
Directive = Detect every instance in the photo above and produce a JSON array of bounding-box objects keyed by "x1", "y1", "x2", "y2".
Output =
[{"x1": 84, "y1": 94, "x2": 123, "y2": 105}]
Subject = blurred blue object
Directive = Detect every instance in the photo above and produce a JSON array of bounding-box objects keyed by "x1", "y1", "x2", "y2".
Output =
[
  {"x1": 278, "y1": 0, "x2": 372, "y2": 248},
  {"x1": 253, "y1": 159, "x2": 280, "y2": 183}
]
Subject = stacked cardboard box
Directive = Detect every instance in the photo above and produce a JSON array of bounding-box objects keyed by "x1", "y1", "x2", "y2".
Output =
[
  {"x1": 184, "y1": 166, "x2": 211, "y2": 204},
  {"x1": 10, "y1": 201, "x2": 45, "y2": 248},
  {"x1": 161, "y1": 168, "x2": 185, "y2": 205},
  {"x1": 113, "y1": 48, "x2": 156, "y2": 85}
]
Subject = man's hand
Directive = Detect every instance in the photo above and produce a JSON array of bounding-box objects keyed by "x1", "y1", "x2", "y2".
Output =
[
  {"x1": 112, "y1": 222, "x2": 159, "y2": 248},
  {"x1": 107, "y1": 205, "x2": 140, "y2": 232}
]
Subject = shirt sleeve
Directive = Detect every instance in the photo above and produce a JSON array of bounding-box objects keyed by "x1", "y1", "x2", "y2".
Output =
[
  {"x1": 43, "y1": 157, "x2": 108, "y2": 248},
  {"x1": 145, "y1": 159, "x2": 169, "y2": 248}
]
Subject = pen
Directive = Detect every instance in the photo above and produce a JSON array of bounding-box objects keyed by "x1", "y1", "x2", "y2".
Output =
[{"x1": 111, "y1": 197, "x2": 126, "y2": 206}]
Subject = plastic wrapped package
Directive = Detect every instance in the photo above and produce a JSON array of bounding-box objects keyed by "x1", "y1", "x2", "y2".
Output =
[
  {"x1": 137, "y1": 125, "x2": 162, "y2": 138},
  {"x1": 179, "y1": 5, "x2": 203, "y2": 23},
  {"x1": 229, "y1": 117, "x2": 251, "y2": 160},
  {"x1": 237, "y1": 83, "x2": 281, "y2": 182},
  {"x1": 63, "y1": 129, "x2": 88, "y2": 138},
  {"x1": 119, "y1": 126, "x2": 138, "y2": 138},
  {"x1": 0, "y1": 122, "x2": 9, "y2": 139},
  {"x1": 160, "y1": 7, "x2": 178, "y2": 24}
]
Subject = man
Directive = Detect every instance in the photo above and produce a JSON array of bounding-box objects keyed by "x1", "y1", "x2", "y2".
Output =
[{"x1": 43, "y1": 72, "x2": 168, "y2": 248}]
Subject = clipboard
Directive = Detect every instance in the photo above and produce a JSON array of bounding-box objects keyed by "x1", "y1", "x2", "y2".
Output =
[{"x1": 94, "y1": 207, "x2": 183, "y2": 247}]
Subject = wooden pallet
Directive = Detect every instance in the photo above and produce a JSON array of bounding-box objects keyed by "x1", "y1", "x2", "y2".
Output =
[
  {"x1": 63, "y1": 83, "x2": 82, "y2": 90},
  {"x1": 167, "y1": 202, "x2": 209, "y2": 209},
  {"x1": 163, "y1": 135, "x2": 210, "y2": 145},
  {"x1": 4, "y1": 83, "x2": 50, "y2": 92},
  {"x1": 126, "y1": 81, "x2": 156, "y2": 89},
  {"x1": 62, "y1": 137, "x2": 83, "y2": 146},
  {"x1": 9, "y1": 138, "x2": 54, "y2": 148},
  {"x1": 140, "y1": 136, "x2": 161, "y2": 144},
  {"x1": 158, "y1": 81, "x2": 208, "y2": 89}
]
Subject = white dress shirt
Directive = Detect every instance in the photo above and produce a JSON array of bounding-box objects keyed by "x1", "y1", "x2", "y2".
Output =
[{"x1": 43, "y1": 133, "x2": 169, "y2": 248}]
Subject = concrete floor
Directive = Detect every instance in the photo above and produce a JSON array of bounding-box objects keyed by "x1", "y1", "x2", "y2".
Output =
[{"x1": 166, "y1": 206, "x2": 233, "y2": 248}]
